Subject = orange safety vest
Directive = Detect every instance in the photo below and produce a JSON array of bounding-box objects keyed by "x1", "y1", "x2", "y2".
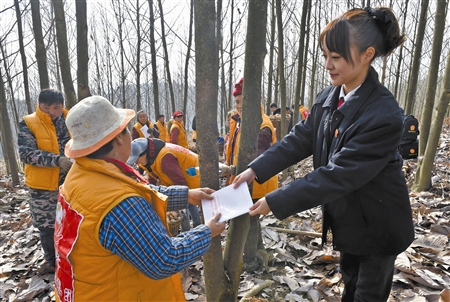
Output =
[
  {"x1": 151, "y1": 144, "x2": 200, "y2": 188},
  {"x1": 133, "y1": 121, "x2": 155, "y2": 138},
  {"x1": 23, "y1": 106, "x2": 69, "y2": 191},
  {"x1": 170, "y1": 120, "x2": 189, "y2": 149},
  {"x1": 55, "y1": 157, "x2": 184, "y2": 302},
  {"x1": 156, "y1": 120, "x2": 170, "y2": 142},
  {"x1": 225, "y1": 111, "x2": 278, "y2": 199}
]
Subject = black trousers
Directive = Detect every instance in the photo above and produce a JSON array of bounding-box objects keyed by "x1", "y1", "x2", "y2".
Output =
[{"x1": 340, "y1": 252, "x2": 397, "y2": 302}]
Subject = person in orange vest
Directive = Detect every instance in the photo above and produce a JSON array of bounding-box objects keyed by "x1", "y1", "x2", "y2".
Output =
[
  {"x1": 298, "y1": 104, "x2": 310, "y2": 122},
  {"x1": 154, "y1": 114, "x2": 170, "y2": 142},
  {"x1": 132, "y1": 110, "x2": 159, "y2": 140},
  {"x1": 55, "y1": 96, "x2": 225, "y2": 301},
  {"x1": 18, "y1": 88, "x2": 72, "y2": 273},
  {"x1": 170, "y1": 111, "x2": 189, "y2": 148},
  {"x1": 224, "y1": 78, "x2": 278, "y2": 272},
  {"x1": 127, "y1": 137, "x2": 202, "y2": 231}
]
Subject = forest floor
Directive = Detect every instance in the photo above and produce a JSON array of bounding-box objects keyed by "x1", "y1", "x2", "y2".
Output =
[{"x1": 1, "y1": 125, "x2": 450, "y2": 301}]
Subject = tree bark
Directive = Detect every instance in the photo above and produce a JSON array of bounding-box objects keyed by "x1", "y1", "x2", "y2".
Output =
[
  {"x1": 417, "y1": 0, "x2": 447, "y2": 155},
  {"x1": 76, "y1": 0, "x2": 91, "y2": 102},
  {"x1": 52, "y1": 0, "x2": 77, "y2": 108},
  {"x1": 30, "y1": 0, "x2": 49, "y2": 90}
]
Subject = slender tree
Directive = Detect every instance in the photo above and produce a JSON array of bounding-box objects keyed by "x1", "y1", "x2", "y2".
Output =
[
  {"x1": 147, "y1": 0, "x2": 160, "y2": 119},
  {"x1": 14, "y1": 0, "x2": 32, "y2": 114},
  {"x1": 403, "y1": 0, "x2": 429, "y2": 115},
  {"x1": 52, "y1": 0, "x2": 77, "y2": 108},
  {"x1": 413, "y1": 49, "x2": 450, "y2": 191},
  {"x1": 276, "y1": 0, "x2": 287, "y2": 137},
  {"x1": 76, "y1": 0, "x2": 91, "y2": 101},
  {"x1": 418, "y1": 0, "x2": 448, "y2": 155},
  {"x1": 157, "y1": 0, "x2": 176, "y2": 113},
  {"x1": 30, "y1": 0, "x2": 49, "y2": 89},
  {"x1": 0, "y1": 71, "x2": 20, "y2": 185},
  {"x1": 182, "y1": 0, "x2": 194, "y2": 116},
  {"x1": 266, "y1": 0, "x2": 276, "y2": 115},
  {"x1": 228, "y1": 0, "x2": 269, "y2": 297},
  {"x1": 292, "y1": 0, "x2": 309, "y2": 123}
]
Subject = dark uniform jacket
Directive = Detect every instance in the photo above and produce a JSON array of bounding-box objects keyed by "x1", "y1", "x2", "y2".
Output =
[{"x1": 249, "y1": 67, "x2": 414, "y2": 256}]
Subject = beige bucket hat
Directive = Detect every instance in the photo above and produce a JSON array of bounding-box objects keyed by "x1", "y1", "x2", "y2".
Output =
[{"x1": 65, "y1": 96, "x2": 135, "y2": 158}]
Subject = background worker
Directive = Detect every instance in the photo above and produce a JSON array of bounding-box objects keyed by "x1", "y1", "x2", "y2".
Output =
[
  {"x1": 127, "y1": 137, "x2": 203, "y2": 231},
  {"x1": 154, "y1": 114, "x2": 170, "y2": 142},
  {"x1": 132, "y1": 110, "x2": 159, "y2": 140},
  {"x1": 298, "y1": 104, "x2": 310, "y2": 122},
  {"x1": 170, "y1": 111, "x2": 189, "y2": 148},
  {"x1": 18, "y1": 88, "x2": 72, "y2": 272},
  {"x1": 55, "y1": 96, "x2": 225, "y2": 301}
]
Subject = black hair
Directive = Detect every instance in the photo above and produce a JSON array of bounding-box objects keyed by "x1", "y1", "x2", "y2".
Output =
[
  {"x1": 87, "y1": 127, "x2": 128, "y2": 159},
  {"x1": 38, "y1": 89, "x2": 64, "y2": 106},
  {"x1": 319, "y1": 7, "x2": 405, "y2": 65},
  {"x1": 158, "y1": 114, "x2": 164, "y2": 118},
  {"x1": 270, "y1": 103, "x2": 278, "y2": 108}
]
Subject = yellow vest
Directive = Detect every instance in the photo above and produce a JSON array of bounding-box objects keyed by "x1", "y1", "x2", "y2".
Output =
[
  {"x1": 23, "y1": 106, "x2": 68, "y2": 191},
  {"x1": 151, "y1": 144, "x2": 200, "y2": 189},
  {"x1": 55, "y1": 157, "x2": 185, "y2": 302},
  {"x1": 225, "y1": 112, "x2": 278, "y2": 199},
  {"x1": 156, "y1": 120, "x2": 170, "y2": 142},
  {"x1": 133, "y1": 121, "x2": 154, "y2": 138},
  {"x1": 170, "y1": 120, "x2": 189, "y2": 149}
]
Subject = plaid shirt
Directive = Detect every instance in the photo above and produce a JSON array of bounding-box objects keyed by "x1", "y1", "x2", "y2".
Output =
[{"x1": 99, "y1": 184, "x2": 211, "y2": 280}]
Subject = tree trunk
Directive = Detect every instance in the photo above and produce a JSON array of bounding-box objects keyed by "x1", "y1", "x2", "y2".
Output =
[
  {"x1": 194, "y1": 1, "x2": 231, "y2": 301},
  {"x1": 292, "y1": 0, "x2": 309, "y2": 124},
  {"x1": 76, "y1": 0, "x2": 91, "y2": 102},
  {"x1": 404, "y1": 0, "x2": 429, "y2": 115},
  {"x1": 158, "y1": 0, "x2": 176, "y2": 113},
  {"x1": 0, "y1": 40, "x2": 20, "y2": 126},
  {"x1": 265, "y1": 0, "x2": 276, "y2": 115},
  {"x1": 393, "y1": 0, "x2": 408, "y2": 100},
  {"x1": 299, "y1": 1, "x2": 311, "y2": 109},
  {"x1": 112, "y1": 1, "x2": 127, "y2": 108},
  {"x1": 30, "y1": 0, "x2": 50, "y2": 89},
  {"x1": 417, "y1": 0, "x2": 447, "y2": 156},
  {"x1": 147, "y1": 0, "x2": 160, "y2": 119},
  {"x1": 413, "y1": 49, "x2": 450, "y2": 192},
  {"x1": 183, "y1": 0, "x2": 194, "y2": 116},
  {"x1": 52, "y1": 0, "x2": 77, "y2": 108},
  {"x1": 14, "y1": 0, "x2": 33, "y2": 114},
  {"x1": 228, "y1": 0, "x2": 235, "y2": 110},
  {"x1": 231, "y1": 0, "x2": 270, "y2": 293},
  {"x1": 276, "y1": 0, "x2": 286, "y2": 137},
  {"x1": 0, "y1": 72, "x2": 20, "y2": 185},
  {"x1": 135, "y1": 0, "x2": 142, "y2": 110}
]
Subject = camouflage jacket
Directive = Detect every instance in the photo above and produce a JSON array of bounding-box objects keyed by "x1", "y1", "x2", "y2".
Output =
[{"x1": 18, "y1": 114, "x2": 70, "y2": 186}]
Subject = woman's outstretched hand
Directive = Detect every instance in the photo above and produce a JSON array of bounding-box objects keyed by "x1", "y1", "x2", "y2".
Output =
[
  {"x1": 232, "y1": 168, "x2": 256, "y2": 188},
  {"x1": 249, "y1": 197, "x2": 271, "y2": 216}
]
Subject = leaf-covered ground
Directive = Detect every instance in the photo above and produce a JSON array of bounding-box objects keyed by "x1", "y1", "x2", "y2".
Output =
[{"x1": 1, "y1": 125, "x2": 450, "y2": 301}]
